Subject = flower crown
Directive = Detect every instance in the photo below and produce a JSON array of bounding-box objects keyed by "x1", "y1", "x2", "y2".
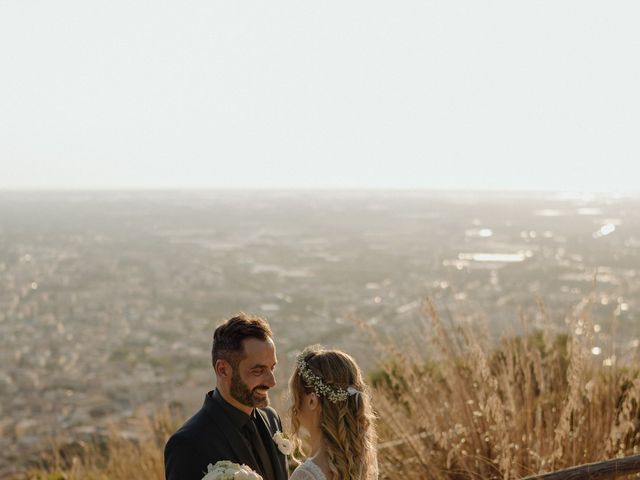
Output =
[{"x1": 296, "y1": 351, "x2": 361, "y2": 403}]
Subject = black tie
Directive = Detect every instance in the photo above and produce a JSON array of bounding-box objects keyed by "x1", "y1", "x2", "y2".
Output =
[{"x1": 244, "y1": 414, "x2": 275, "y2": 480}]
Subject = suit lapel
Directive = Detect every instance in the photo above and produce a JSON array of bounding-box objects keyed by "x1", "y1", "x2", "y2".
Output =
[
  {"x1": 255, "y1": 409, "x2": 288, "y2": 480},
  {"x1": 202, "y1": 395, "x2": 262, "y2": 473}
]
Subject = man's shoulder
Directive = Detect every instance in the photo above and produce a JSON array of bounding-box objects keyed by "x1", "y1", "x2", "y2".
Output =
[
  {"x1": 164, "y1": 429, "x2": 193, "y2": 453},
  {"x1": 164, "y1": 413, "x2": 214, "y2": 480},
  {"x1": 170, "y1": 404, "x2": 219, "y2": 443},
  {"x1": 164, "y1": 404, "x2": 224, "y2": 469}
]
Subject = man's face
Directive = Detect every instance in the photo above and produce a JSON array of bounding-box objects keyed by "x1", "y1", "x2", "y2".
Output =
[{"x1": 230, "y1": 337, "x2": 277, "y2": 408}]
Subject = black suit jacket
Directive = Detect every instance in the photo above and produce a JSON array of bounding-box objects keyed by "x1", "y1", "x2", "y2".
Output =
[{"x1": 164, "y1": 390, "x2": 289, "y2": 480}]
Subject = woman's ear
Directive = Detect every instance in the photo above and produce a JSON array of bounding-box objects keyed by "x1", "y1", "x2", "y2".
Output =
[{"x1": 308, "y1": 392, "x2": 321, "y2": 411}]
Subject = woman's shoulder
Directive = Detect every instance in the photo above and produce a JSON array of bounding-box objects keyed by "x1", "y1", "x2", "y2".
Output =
[{"x1": 290, "y1": 459, "x2": 327, "y2": 480}]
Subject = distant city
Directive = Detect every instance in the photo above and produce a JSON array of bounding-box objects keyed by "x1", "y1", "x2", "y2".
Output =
[{"x1": 1, "y1": 190, "x2": 639, "y2": 474}]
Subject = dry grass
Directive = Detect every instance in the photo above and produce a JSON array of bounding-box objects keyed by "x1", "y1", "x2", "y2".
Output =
[
  {"x1": 19, "y1": 296, "x2": 640, "y2": 480},
  {"x1": 372, "y1": 297, "x2": 640, "y2": 479},
  {"x1": 20, "y1": 407, "x2": 179, "y2": 480}
]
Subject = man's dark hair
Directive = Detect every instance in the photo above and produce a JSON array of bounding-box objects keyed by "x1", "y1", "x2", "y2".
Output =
[{"x1": 211, "y1": 313, "x2": 273, "y2": 368}]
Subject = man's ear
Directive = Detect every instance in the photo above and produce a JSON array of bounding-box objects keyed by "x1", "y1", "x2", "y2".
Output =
[{"x1": 215, "y1": 359, "x2": 231, "y2": 379}]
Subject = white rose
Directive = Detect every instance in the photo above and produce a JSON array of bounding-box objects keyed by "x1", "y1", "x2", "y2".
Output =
[
  {"x1": 202, "y1": 463, "x2": 228, "y2": 480},
  {"x1": 272, "y1": 431, "x2": 294, "y2": 456},
  {"x1": 235, "y1": 464, "x2": 263, "y2": 480},
  {"x1": 201, "y1": 461, "x2": 262, "y2": 480},
  {"x1": 201, "y1": 464, "x2": 216, "y2": 480}
]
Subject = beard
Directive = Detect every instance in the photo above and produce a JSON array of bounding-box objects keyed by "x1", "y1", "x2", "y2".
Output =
[{"x1": 230, "y1": 369, "x2": 270, "y2": 408}]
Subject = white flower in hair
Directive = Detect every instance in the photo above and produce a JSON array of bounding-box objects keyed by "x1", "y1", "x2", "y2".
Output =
[
  {"x1": 346, "y1": 386, "x2": 360, "y2": 396},
  {"x1": 296, "y1": 350, "x2": 362, "y2": 404}
]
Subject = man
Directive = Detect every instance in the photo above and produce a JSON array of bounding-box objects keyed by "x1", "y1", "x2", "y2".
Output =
[{"x1": 164, "y1": 313, "x2": 288, "y2": 480}]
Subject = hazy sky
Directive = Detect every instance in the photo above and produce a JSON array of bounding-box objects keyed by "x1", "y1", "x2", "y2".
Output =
[{"x1": 1, "y1": 1, "x2": 639, "y2": 191}]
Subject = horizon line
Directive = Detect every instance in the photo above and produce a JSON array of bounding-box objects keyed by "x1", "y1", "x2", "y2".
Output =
[{"x1": 1, "y1": 186, "x2": 639, "y2": 197}]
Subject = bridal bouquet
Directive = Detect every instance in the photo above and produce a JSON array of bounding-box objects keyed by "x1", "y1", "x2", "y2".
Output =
[{"x1": 201, "y1": 460, "x2": 263, "y2": 480}]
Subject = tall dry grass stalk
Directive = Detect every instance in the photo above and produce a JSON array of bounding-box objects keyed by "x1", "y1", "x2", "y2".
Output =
[{"x1": 372, "y1": 297, "x2": 640, "y2": 479}]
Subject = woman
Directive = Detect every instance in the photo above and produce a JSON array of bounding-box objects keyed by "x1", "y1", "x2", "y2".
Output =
[{"x1": 288, "y1": 345, "x2": 378, "y2": 480}]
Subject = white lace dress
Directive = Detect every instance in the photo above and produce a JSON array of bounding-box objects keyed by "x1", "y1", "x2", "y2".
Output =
[{"x1": 289, "y1": 459, "x2": 327, "y2": 480}]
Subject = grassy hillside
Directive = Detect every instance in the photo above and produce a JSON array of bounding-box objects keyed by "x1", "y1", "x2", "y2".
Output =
[{"x1": 20, "y1": 297, "x2": 640, "y2": 479}]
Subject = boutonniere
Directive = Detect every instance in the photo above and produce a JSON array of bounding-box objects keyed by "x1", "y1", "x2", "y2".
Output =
[{"x1": 272, "y1": 431, "x2": 293, "y2": 455}]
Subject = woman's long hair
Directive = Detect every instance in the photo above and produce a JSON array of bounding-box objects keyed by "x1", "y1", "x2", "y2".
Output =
[{"x1": 289, "y1": 345, "x2": 378, "y2": 479}]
